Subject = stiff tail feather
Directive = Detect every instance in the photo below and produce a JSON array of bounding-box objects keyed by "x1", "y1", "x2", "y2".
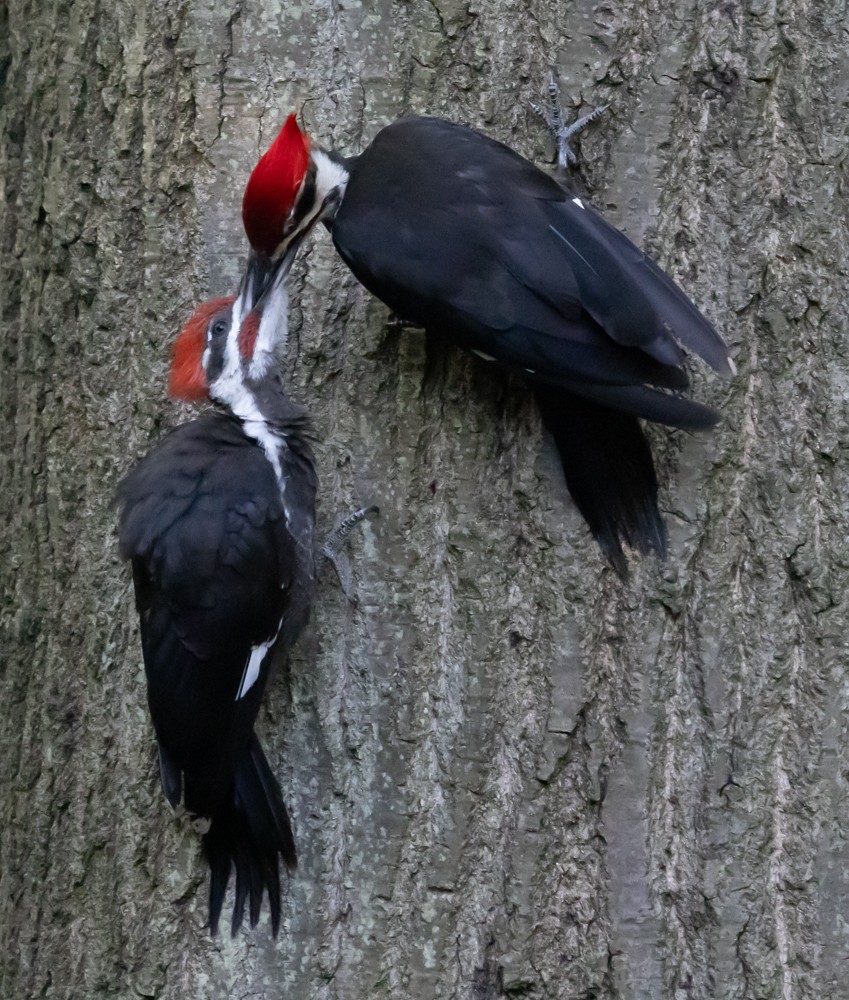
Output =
[
  {"x1": 201, "y1": 734, "x2": 297, "y2": 936},
  {"x1": 535, "y1": 388, "x2": 667, "y2": 578},
  {"x1": 557, "y1": 377, "x2": 720, "y2": 431}
]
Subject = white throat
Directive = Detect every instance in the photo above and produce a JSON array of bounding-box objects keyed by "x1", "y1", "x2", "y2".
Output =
[{"x1": 249, "y1": 279, "x2": 289, "y2": 381}]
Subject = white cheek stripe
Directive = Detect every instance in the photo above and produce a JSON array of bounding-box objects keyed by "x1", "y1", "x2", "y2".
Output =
[
  {"x1": 210, "y1": 371, "x2": 296, "y2": 550},
  {"x1": 209, "y1": 371, "x2": 289, "y2": 509},
  {"x1": 232, "y1": 290, "x2": 247, "y2": 324},
  {"x1": 243, "y1": 419, "x2": 286, "y2": 490},
  {"x1": 241, "y1": 421, "x2": 304, "y2": 570},
  {"x1": 312, "y1": 149, "x2": 349, "y2": 209}
]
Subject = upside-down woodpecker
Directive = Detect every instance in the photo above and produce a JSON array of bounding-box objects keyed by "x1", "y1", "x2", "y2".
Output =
[
  {"x1": 117, "y1": 261, "x2": 316, "y2": 935},
  {"x1": 238, "y1": 113, "x2": 732, "y2": 575}
]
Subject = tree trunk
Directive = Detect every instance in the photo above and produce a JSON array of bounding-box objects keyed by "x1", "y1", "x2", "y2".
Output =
[{"x1": 2, "y1": 0, "x2": 846, "y2": 997}]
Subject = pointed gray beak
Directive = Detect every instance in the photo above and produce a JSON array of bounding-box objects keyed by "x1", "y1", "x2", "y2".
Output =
[
  {"x1": 238, "y1": 250, "x2": 276, "y2": 317},
  {"x1": 238, "y1": 232, "x2": 306, "y2": 320}
]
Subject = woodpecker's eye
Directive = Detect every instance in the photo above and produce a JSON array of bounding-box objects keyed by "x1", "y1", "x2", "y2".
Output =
[{"x1": 210, "y1": 319, "x2": 228, "y2": 338}]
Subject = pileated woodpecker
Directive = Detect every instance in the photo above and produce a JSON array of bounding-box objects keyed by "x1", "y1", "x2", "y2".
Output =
[
  {"x1": 117, "y1": 262, "x2": 316, "y2": 935},
  {"x1": 238, "y1": 112, "x2": 732, "y2": 575}
]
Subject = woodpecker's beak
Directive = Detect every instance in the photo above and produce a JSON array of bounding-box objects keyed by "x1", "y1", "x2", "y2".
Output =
[
  {"x1": 239, "y1": 228, "x2": 307, "y2": 316},
  {"x1": 239, "y1": 250, "x2": 276, "y2": 315},
  {"x1": 277, "y1": 226, "x2": 309, "y2": 276}
]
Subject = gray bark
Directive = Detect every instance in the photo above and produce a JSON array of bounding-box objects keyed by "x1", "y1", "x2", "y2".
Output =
[{"x1": 2, "y1": 0, "x2": 847, "y2": 998}]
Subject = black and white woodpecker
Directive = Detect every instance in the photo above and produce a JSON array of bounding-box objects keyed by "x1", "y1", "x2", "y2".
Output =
[
  {"x1": 117, "y1": 257, "x2": 315, "y2": 936},
  {"x1": 239, "y1": 110, "x2": 733, "y2": 575}
]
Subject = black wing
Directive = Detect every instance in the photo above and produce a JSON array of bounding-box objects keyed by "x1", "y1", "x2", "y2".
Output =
[
  {"x1": 117, "y1": 413, "x2": 295, "y2": 809},
  {"x1": 333, "y1": 116, "x2": 730, "y2": 427}
]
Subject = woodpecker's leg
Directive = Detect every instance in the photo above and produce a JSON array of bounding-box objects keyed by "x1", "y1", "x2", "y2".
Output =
[
  {"x1": 530, "y1": 71, "x2": 609, "y2": 173},
  {"x1": 322, "y1": 506, "x2": 379, "y2": 603}
]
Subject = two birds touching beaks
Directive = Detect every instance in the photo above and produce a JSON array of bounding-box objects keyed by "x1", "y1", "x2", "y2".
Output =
[{"x1": 117, "y1": 106, "x2": 732, "y2": 936}]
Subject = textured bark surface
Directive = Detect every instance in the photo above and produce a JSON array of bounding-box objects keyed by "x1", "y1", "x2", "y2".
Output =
[{"x1": 2, "y1": 0, "x2": 848, "y2": 998}]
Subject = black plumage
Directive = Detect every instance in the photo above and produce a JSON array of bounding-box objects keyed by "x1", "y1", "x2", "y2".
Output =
[
  {"x1": 118, "y1": 369, "x2": 316, "y2": 933},
  {"x1": 119, "y1": 414, "x2": 295, "y2": 786},
  {"x1": 325, "y1": 116, "x2": 730, "y2": 572}
]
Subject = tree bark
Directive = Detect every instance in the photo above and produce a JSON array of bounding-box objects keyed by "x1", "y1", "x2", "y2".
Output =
[{"x1": 2, "y1": 0, "x2": 847, "y2": 998}]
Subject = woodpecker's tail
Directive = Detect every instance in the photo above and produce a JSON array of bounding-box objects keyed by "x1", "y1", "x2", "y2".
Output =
[
  {"x1": 535, "y1": 388, "x2": 668, "y2": 578},
  {"x1": 201, "y1": 734, "x2": 297, "y2": 936}
]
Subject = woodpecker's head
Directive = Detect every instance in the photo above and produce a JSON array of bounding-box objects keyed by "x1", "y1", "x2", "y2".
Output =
[
  {"x1": 241, "y1": 114, "x2": 348, "y2": 269},
  {"x1": 169, "y1": 264, "x2": 290, "y2": 414}
]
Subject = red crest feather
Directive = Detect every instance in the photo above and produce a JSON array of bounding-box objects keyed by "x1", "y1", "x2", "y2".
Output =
[
  {"x1": 169, "y1": 297, "x2": 235, "y2": 401},
  {"x1": 242, "y1": 114, "x2": 311, "y2": 255}
]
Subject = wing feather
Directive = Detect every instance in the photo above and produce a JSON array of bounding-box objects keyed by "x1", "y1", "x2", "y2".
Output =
[
  {"x1": 333, "y1": 116, "x2": 731, "y2": 420},
  {"x1": 117, "y1": 413, "x2": 296, "y2": 778}
]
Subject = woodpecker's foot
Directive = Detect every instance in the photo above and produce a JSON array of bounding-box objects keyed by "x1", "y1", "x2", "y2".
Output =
[
  {"x1": 321, "y1": 506, "x2": 379, "y2": 604},
  {"x1": 190, "y1": 814, "x2": 212, "y2": 835},
  {"x1": 531, "y1": 71, "x2": 609, "y2": 171}
]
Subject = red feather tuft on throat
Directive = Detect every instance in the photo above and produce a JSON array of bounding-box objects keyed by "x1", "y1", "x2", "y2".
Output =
[
  {"x1": 242, "y1": 115, "x2": 311, "y2": 256},
  {"x1": 169, "y1": 297, "x2": 235, "y2": 401}
]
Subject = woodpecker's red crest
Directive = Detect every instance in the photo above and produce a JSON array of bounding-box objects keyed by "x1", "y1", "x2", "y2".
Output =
[
  {"x1": 169, "y1": 297, "x2": 235, "y2": 401},
  {"x1": 242, "y1": 115, "x2": 311, "y2": 256}
]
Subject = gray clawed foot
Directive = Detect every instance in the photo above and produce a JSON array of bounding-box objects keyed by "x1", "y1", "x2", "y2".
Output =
[
  {"x1": 321, "y1": 505, "x2": 379, "y2": 604},
  {"x1": 530, "y1": 70, "x2": 609, "y2": 171}
]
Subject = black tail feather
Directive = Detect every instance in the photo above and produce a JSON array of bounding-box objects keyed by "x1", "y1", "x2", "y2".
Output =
[
  {"x1": 157, "y1": 744, "x2": 182, "y2": 808},
  {"x1": 535, "y1": 388, "x2": 667, "y2": 577},
  {"x1": 558, "y1": 377, "x2": 720, "y2": 430},
  {"x1": 206, "y1": 836, "x2": 231, "y2": 936},
  {"x1": 201, "y1": 734, "x2": 296, "y2": 937}
]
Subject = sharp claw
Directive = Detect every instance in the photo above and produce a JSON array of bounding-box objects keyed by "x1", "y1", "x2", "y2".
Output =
[
  {"x1": 321, "y1": 506, "x2": 379, "y2": 605},
  {"x1": 534, "y1": 72, "x2": 610, "y2": 172},
  {"x1": 529, "y1": 100, "x2": 555, "y2": 133},
  {"x1": 547, "y1": 70, "x2": 561, "y2": 130},
  {"x1": 559, "y1": 103, "x2": 610, "y2": 142},
  {"x1": 321, "y1": 505, "x2": 379, "y2": 561}
]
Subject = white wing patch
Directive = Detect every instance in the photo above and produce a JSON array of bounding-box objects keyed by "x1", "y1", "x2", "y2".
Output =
[
  {"x1": 236, "y1": 619, "x2": 282, "y2": 701},
  {"x1": 236, "y1": 642, "x2": 270, "y2": 700},
  {"x1": 571, "y1": 197, "x2": 585, "y2": 210},
  {"x1": 473, "y1": 350, "x2": 497, "y2": 362}
]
